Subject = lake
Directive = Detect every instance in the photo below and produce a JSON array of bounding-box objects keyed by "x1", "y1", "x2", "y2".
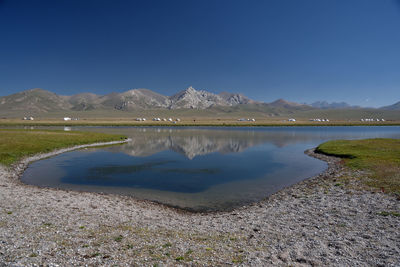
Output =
[{"x1": 21, "y1": 126, "x2": 400, "y2": 211}]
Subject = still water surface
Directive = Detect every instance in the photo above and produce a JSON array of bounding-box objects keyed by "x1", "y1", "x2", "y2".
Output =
[{"x1": 21, "y1": 126, "x2": 400, "y2": 211}]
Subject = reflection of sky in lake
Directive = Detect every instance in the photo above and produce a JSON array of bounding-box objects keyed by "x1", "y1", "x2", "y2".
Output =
[{"x1": 21, "y1": 126, "x2": 400, "y2": 211}]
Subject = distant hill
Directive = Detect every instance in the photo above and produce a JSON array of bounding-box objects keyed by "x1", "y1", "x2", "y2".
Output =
[
  {"x1": 218, "y1": 92, "x2": 256, "y2": 105},
  {"x1": 100, "y1": 89, "x2": 171, "y2": 110},
  {"x1": 380, "y1": 101, "x2": 400, "y2": 110},
  {"x1": 270, "y1": 99, "x2": 309, "y2": 109},
  {"x1": 0, "y1": 88, "x2": 71, "y2": 113},
  {"x1": 66, "y1": 93, "x2": 101, "y2": 111},
  {"x1": 268, "y1": 99, "x2": 313, "y2": 113},
  {"x1": 310, "y1": 101, "x2": 359, "y2": 109}
]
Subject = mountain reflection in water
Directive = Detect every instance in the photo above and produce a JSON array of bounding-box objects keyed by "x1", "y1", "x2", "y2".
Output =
[{"x1": 105, "y1": 128, "x2": 331, "y2": 159}]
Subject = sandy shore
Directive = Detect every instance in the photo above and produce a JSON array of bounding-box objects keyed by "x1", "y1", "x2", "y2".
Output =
[{"x1": 0, "y1": 145, "x2": 399, "y2": 266}]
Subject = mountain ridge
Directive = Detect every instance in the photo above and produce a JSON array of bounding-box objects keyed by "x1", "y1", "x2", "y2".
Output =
[
  {"x1": 310, "y1": 101, "x2": 360, "y2": 109},
  {"x1": 0, "y1": 87, "x2": 261, "y2": 113},
  {"x1": 0, "y1": 87, "x2": 399, "y2": 117},
  {"x1": 380, "y1": 101, "x2": 400, "y2": 111}
]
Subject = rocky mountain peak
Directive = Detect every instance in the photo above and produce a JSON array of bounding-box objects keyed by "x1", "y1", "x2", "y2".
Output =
[
  {"x1": 186, "y1": 86, "x2": 196, "y2": 92},
  {"x1": 169, "y1": 86, "x2": 227, "y2": 109}
]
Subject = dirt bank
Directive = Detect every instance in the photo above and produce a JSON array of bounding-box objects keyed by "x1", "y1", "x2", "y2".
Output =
[{"x1": 0, "y1": 147, "x2": 399, "y2": 266}]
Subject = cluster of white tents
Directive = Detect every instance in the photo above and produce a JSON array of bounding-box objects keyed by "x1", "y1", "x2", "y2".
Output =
[
  {"x1": 238, "y1": 118, "x2": 256, "y2": 122},
  {"x1": 361, "y1": 118, "x2": 385, "y2": 122},
  {"x1": 22, "y1": 116, "x2": 34, "y2": 120},
  {"x1": 63, "y1": 117, "x2": 78, "y2": 121},
  {"x1": 137, "y1": 117, "x2": 182, "y2": 122},
  {"x1": 309, "y1": 118, "x2": 330, "y2": 122},
  {"x1": 152, "y1": 118, "x2": 181, "y2": 122}
]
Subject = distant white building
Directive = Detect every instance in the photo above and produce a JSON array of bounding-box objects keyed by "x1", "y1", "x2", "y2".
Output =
[
  {"x1": 288, "y1": 118, "x2": 296, "y2": 122},
  {"x1": 64, "y1": 117, "x2": 71, "y2": 121}
]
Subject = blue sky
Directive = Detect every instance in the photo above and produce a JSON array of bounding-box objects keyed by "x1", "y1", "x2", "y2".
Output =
[{"x1": 0, "y1": 0, "x2": 399, "y2": 107}]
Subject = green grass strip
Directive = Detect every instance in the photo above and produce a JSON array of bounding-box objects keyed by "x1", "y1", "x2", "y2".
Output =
[
  {"x1": 316, "y1": 138, "x2": 400, "y2": 194},
  {"x1": 0, "y1": 129, "x2": 126, "y2": 166}
]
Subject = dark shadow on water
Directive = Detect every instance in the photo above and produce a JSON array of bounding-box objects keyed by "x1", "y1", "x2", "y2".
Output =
[{"x1": 89, "y1": 160, "x2": 175, "y2": 175}]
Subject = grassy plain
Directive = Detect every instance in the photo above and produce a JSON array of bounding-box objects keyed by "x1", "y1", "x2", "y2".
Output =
[
  {"x1": 317, "y1": 138, "x2": 400, "y2": 194},
  {"x1": 0, "y1": 129, "x2": 126, "y2": 166},
  {"x1": 0, "y1": 105, "x2": 399, "y2": 126}
]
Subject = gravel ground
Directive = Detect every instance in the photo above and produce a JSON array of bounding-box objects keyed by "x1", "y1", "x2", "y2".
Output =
[{"x1": 0, "y1": 144, "x2": 399, "y2": 266}]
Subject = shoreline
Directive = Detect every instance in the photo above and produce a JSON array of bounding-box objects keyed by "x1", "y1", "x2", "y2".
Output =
[
  {"x1": 0, "y1": 146, "x2": 399, "y2": 265},
  {"x1": 7, "y1": 138, "x2": 131, "y2": 183}
]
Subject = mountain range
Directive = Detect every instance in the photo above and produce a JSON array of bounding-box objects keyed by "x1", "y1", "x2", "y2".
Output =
[
  {"x1": 0, "y1": 87, "x2": 399, "y2": 117},
  {"x1": 309, "y1": 101, "x2": 360, "y2": 109},
  {"x1": 0, "y1": 87, "x2": 260, "y2": 113},
  {"x1": 0, "y1": 87, "x2": 299, "y2": 113}
]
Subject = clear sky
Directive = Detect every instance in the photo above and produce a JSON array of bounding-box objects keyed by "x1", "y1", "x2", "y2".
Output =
[{"x1": 0, "y1": 0, "x2": 399, "y2": 107}]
